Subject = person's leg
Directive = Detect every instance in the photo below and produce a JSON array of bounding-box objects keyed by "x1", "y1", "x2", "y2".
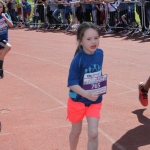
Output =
[
  {"x1": 69, "y1": 121, "x2": 82, "y2": 150},
  {"x1": 11, "y1": 9, "x2": 16, "y2": 23},
  {"x1": 0, "y1": 41, "x2": 11, "y2": 78},
  {"x1": 65, "y1": 13, "x2": 70, "y2": 24},
  {"x1": 32, "y1": 16, "x2": 35, "y2": 24},
  {"x1": 86, "y1": 9, "x2": 91, "y2": 22},
  {"x1": 59, "y1": 9, "x2": 66, "y2": 24},
  {"x1": 67, "y1": 97, "x2": 86, "y2": 150},
  {"x1": 86, "y1": 117, "x2": 99, "y2": 150},
  {"x1": 144, "y1": 77, "x2": 150, "y2": 91},
  {"x1": 109, "y1": 11, "x2": 116, "y2": 27},
  {"x1": 92, "y1": 10, "x2": 97, "y2": 25},
  {"x1": 52, "y1": 9, "x2": 61, "y2": 23},
  {"x1": 0, "y1": 42, "x2": 11, "y2": 61},
  {"x1": 138, "y1": 77, "x2": 150, "y2": 106},
  {"x1": 144, "y1": 8, "x2": 149, "y2": 30}
]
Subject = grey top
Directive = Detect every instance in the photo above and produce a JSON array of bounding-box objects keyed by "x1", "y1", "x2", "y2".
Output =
[{"x1": 49, "y1": 0, "x2": 58, "y2": 11}]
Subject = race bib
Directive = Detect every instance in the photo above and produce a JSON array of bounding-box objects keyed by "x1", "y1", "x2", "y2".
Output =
[{"x1": 83, "y1": 71, "x2": 107, "y2": 95}]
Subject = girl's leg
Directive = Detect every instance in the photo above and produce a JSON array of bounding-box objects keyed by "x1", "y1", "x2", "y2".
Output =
[
  {"x1": 86, "y1": 117, "x2": 99, "y2": 150},
  {"x1": 32, "y1": 16, "x2": 35, "y2": 26},
  {"x1": 0, "y1": 41, "x2": 11, "y2": 79},
  {"x1": 144, "y1": 77, "x2": 150, "y2": 91},
  {"x1": 0, "y1": 43, "x2": 11, "y2": 61},
  {"x1": 0, "y1": 42, "x2": 11, "y2": 78},
  {"x1": 138, "y1": 77, "x2": 150, "y2": 106},
  {"x1": 0, "y1": 43, "x2": 11, "y2": 79},
  {"x1": 69, "y1": 121, "x2": 82, "y2": 150}
]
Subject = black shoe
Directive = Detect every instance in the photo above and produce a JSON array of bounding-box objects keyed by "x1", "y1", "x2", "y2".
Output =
[{"x1": 0, "y1": 69, "x2": 4, "y2": 79}]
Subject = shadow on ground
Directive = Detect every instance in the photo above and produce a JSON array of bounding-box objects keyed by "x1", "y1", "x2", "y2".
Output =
[
  {"x1": 112, "y1": 109, "x2": 150, "y2": 150},
  {"x1": 9, "y1": 27, "x2": 150, "y2": 42},
  {"x1": 101, "y1": 32, "x2": 150, "y2": 43}
]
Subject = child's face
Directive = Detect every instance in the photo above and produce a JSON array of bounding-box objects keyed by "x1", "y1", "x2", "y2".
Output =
[
  {"x1": 80, "y1": 28, "x2": 100, "y2": 54},
  {"x1": 0, "y1": 3, "x2": 3, "y2": 13}
]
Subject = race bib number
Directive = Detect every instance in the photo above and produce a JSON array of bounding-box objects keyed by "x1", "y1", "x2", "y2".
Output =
[{"x1": 83, "y1": 71, "x2": 107, "y2": 95}]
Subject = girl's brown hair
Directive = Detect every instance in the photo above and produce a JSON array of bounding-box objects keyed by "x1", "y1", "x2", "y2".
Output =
[
  {"x1": 74, "y1": 22, "x2": 100, "y2": 56},
  {"x1": 0, "y1": 0, "x2": 8, "y2": 13}
]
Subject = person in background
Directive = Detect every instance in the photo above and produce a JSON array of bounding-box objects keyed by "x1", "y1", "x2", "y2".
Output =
[{"x1": 0, "y1": 0, "x2": 13, "y2": 78}]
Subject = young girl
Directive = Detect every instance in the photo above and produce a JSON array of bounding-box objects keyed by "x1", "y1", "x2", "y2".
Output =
[
  {"x1": 139, "y1": 77, "x2": 150, "y2": 107},
  {"x1": 67, "y1": 22, "x2": 106, "y2": 150},
  {"x1": 0, "y1": 0, "x2": 13, "y2": 78}
]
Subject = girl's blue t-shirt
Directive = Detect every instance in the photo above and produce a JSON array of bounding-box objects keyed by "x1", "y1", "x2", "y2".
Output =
[
  {"x1": 0, "y1": 13, "x2": 12, "y2": 42},
  {"x1": 68, "y1": 48, "x2": 104, "y2": 106}
]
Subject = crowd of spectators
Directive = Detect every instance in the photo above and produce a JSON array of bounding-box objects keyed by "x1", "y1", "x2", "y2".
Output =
[{"x1": 2, "y1": 0, "x2": 150, "y2": 35}]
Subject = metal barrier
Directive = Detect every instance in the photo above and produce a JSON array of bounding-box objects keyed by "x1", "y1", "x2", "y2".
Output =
[
  {"x1": 106, "y1": 1, "x2": 142, "y2": 35},
  {"x1": 142, "y1": 1, "x2": 150, "y2": 35},
  {"x1": 8, "y1": 0, "x2": 150, "y2": 36},
  {"x1": 9, "y1": 2, "x2": 46, "y2": 29}
]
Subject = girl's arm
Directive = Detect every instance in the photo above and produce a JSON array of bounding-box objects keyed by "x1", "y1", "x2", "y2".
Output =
[
  {"x1": 69, "y1": 85, "x2": 99, "y2": 101},
  {"x1": 2, "y1": 13, "x2": 13, "y2": 27}
]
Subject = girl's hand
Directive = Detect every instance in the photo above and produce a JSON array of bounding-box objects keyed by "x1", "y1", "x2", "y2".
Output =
[
  {"x1": 86, "y1": 91, "x2": 99, "y2": 101},
  {"x1": 1, "y1": 13, "x2": 6, "y2": 19}
]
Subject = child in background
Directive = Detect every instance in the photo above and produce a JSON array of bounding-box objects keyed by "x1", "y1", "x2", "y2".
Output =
[
  {"x1": 96, "y1": 2, "x2": 106, "y2": 33},
  {"x1": 9, "y1": 0, "x2": 18, "y2": 25},
  {"x1": 65, "y1": 0, "x2": 72, "y2": 25},
  {"x1": 22, "y1": 0, "x2": 31, "y2": 23},
  {"x1": 91, "y1": 0, "x2": 97, "y2": 25},
  {"x1": 67, "y1": 22, "x2": 106, "y2": 150},
  {"x1": 16, "y1": 0, "x2": 23, "y2": 27},
  {"x1": 0, "y1": 0, "x2": 13, "y2": 78},
  {"x1": 31, "y1": 2, "x2": 39, "y2": 28},
  {"x1": 121, "y1": 5, "x2": 136, "y2": 35},
  {"x1": 139, "y1": 77, "x2": 150, "y2": 106}
]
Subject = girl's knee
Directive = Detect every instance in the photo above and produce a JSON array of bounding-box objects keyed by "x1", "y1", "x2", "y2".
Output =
[
  {"x1": 88, "y1": 130, "x2": 98, "y2": 140},
  {"x1": 6, "y1": 44, "x2": 11, "y2": 51},
  {"x1": 70, "y1": 129, "x2": 82, "y2": 138}
]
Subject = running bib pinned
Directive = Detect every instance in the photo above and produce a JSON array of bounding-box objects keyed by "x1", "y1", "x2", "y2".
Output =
[{"x1": 83, "y1": 71, "x2": 107, "y2": 95}]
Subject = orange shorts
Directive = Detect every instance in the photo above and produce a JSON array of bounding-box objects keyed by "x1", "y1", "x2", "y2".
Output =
[{"x1": 67, "y1": 97, "x2": 102, "y2": 123}]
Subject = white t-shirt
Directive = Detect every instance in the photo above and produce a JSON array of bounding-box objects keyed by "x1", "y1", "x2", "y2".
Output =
[{"x1": 108, "y1": 0, "x2": 121, "y2": 12}]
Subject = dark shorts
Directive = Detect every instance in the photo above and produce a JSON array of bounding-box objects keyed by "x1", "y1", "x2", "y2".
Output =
[
  {"x1": 0, "y1": 40, "x2": 7, "y2": 50},
  {"x1": 17, "y1": 8, "x2": 22, "y2": 15},
  {"x1": 100, "y1": 12, "x2": 105, "y2": 22},
  {"x1": 23, "y1": 11, "x2": 31, "y2": 18}
]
